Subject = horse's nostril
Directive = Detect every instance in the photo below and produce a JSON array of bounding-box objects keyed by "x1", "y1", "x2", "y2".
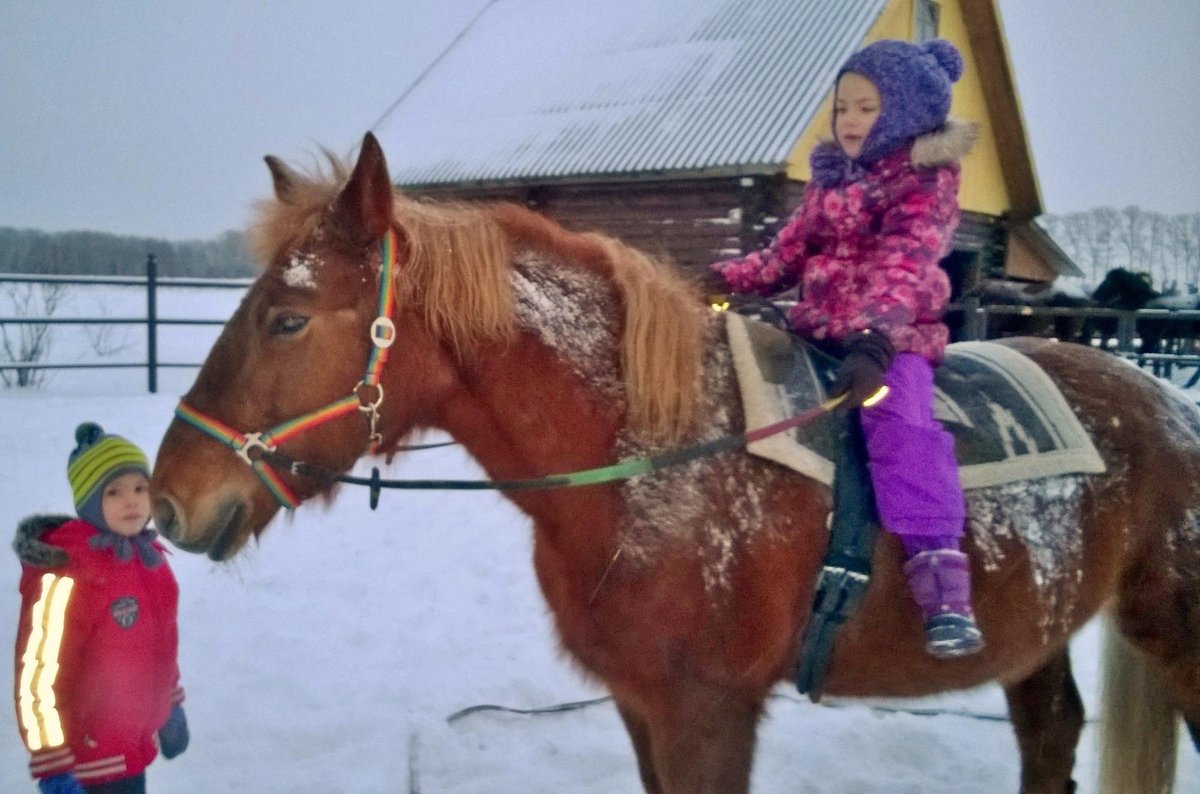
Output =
[{"x1": 152, "y1": 497, "x2": 178, "y2": 539}]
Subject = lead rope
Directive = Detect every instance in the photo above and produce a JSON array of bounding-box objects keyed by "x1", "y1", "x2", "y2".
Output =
[{"x1": 256, "y1": 393, "x2": 848, "y2": 509}]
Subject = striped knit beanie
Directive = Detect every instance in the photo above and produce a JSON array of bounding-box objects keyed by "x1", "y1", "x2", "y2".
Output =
[{"x1": 67, "y1": 422, "x2": 150, "y2": 532}]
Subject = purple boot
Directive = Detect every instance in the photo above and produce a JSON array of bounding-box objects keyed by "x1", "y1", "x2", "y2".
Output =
[{"x1": 903, "y1": 549, "x2": 984, "y2": 658}]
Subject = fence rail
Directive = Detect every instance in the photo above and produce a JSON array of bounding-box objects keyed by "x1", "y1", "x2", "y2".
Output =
[
  {"x1": 0, "y1": 256, "x2": 251, "y2": 392},
  {"x1": 5, "y1": 266, "x2": 1200, "y2": 392}
]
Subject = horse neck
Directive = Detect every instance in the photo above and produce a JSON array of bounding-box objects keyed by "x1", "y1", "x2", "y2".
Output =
[
  {"x1": 438, "y1": 332, "x2": 623, "y2": 497},
  {"x1": 429, "y1": 253, "x2": 629, "y2": 482}
]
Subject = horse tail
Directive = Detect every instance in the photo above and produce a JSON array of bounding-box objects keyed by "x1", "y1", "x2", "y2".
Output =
[{"x1": 1099, "y1": 618, "x2": 1179, "y2": 793}]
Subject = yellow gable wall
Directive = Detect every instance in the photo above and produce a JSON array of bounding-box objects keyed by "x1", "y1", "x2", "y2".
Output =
[{"x1": 785, "y1": 0, "x2": 1012, "y2": 217}]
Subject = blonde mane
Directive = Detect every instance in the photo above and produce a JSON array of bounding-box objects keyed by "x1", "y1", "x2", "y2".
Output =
[{"x1": 249, "y1": 156, "x2": 705, "y2": 440}]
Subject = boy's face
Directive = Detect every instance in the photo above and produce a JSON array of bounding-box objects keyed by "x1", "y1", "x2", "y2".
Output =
[
  {"x1": 100, "y1": 472, "x2": 152, "y2": 537},
  {"x1": 834, "y1": 72, "x2": 881, "y2": 159}
]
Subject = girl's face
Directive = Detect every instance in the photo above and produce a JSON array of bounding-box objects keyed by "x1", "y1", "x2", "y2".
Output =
[
  {"x1": 834, "y1": 72, "x2": 881, "y2": 159},
  {"x1": 101, "y1": 472, "x2": 152, "y2": 537}
]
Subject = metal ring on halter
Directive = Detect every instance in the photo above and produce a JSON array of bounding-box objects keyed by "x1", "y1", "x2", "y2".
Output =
[
  {"x1": 370, "y1": 316, "x2": 396, "y2": 349},
  {"x1": 355, "y1": 380, "x2": 385, "y2": 412},
  {"x1": 235, "y1": 432, "x2": 275, "y2": 467}
]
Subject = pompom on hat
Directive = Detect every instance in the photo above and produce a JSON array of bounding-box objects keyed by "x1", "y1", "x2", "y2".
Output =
[
  {"x1": 67, "y1": 422, "x2": 150, "y2": 532},
  {"x1": 833, "y1": 38, "x2": 964, "y2": 165}
]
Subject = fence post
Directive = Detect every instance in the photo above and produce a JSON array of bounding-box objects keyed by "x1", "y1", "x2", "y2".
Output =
[
  {"x1": 1117, "y1": 310, "x2": 1135, "y2": 354},
  {"x1": 146, "y1": 254, "x2": 158, "y2": 393},
  {"x1": 962, "y1": 296, "x2": 983, "y2": 341}
]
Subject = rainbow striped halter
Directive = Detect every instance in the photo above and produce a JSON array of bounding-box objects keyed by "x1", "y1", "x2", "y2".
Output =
[{"x1": 173, "y1": 230, "x2": 400, "y2": 509}]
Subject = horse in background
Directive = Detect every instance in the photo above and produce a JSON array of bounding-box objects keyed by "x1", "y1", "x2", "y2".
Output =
[
  {"x1": 954, "y1": 278, "x2": 1095, "y2": 343},
  {"x1": 1087, "y1": 267, "x2": 1200, "y2": 376},
  {"x1": 151, "y1": 133, "x2": 1200, "y2": 794}
]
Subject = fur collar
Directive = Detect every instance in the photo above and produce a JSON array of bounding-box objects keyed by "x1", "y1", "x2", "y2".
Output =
[
  {"x1": 809, "y1": 118, "x2": 978, "y2": 187},
  {"x1": 14, "y1": 514, "x2": 73, "y2": 568},
  {"x1": 911, "y1": 118, "x2": 978, "y2": 168}
]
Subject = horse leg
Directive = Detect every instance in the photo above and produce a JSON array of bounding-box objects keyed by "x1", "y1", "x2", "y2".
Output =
[
  {"x1": 635, "y1": 682, "x2": 762, "y2": 794},
  {"x1": 615, "y1": 699, "x2": 662, "y2": 794},
  {"x1": 1002, "y1": 648, "x2": 1084, "y2": 794}
]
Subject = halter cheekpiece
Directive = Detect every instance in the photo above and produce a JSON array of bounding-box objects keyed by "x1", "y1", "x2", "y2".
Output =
[{"x1": 174, "y1": 229, "x2": 400, "y2": 509}]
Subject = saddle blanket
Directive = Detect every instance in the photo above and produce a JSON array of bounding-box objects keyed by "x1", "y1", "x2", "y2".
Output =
[{"x1": 726, "y1": 312, "x2": 1107, "y2": 489}]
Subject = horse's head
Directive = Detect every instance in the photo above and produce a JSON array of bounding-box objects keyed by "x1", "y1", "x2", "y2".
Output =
[
  {"x1": 152, "y1": 133, "x2": 430, "y2": 560},
  {"x1": 154, "y1": 130, "x2": 704, "y2": 560},
  {"x1": 1092, "y1": 267, "x2": 1160, "y2": 309}
]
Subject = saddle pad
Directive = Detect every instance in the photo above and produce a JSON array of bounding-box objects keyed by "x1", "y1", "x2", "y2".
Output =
[{"x1": 726, "y1": 312, "x2": 1107, "y2": 489}]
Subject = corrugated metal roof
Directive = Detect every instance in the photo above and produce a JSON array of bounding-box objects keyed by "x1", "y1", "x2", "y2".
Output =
[{"x1": 373, "y1": 0, "x2": 888, "y2": 186}]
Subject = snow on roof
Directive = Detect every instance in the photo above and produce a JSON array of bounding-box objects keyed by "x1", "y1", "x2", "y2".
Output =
[{"x1": 373, "y1": 0, "x2": 887, "y2": 186}]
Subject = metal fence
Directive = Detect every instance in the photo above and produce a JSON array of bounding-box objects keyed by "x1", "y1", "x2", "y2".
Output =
[
  {"x1": 5, "y1": 264, "x2": 1200, "y2": 392},
  {"x1": 0, "y1": 255, "x2": 251, "y2": 392}
]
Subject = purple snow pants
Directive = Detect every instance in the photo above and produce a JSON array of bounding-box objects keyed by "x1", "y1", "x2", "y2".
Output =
[{"x1": 858, "y1": 352, "x2": 965, "y2": 555}]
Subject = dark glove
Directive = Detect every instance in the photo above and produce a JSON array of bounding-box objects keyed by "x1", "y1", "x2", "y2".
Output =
[
  {"x1": 830, "y1": 331, "x2": 894, "y2": 407},
  {"x1": 37, "y1": 773, "x2": 85, "y2": 794},
  {"x1": 158, "y1": 704, "x2": 190, "y2": 759}
]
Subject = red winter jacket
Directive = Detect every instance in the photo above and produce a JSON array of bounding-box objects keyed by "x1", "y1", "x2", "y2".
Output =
[
  {"x1": 713, "y1": 121, "x2": 976, "y2": 363},
  {"x1": 12, "y1": 516, "x2": 183, "y2": 785}
]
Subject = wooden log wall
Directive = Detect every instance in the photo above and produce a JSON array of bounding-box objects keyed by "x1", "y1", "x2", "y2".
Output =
[{"x1": 407, "y1": 176, "x2": 1007, "y2": 283}]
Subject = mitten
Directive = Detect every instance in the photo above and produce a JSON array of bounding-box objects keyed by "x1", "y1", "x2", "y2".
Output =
[
  {"x1": 830, "y1": 331, "x2": 894, "y2": 407},
  {"x1": 37, "y1": 773, "x2": 85, "y2": 794},
  {"x1": 158, "y1": 704, "x2": 190, "y2": 759}
]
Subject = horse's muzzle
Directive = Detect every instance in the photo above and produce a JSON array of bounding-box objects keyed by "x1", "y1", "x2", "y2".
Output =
[{"x1": 153, "y1": 494, "x2": 247, "y2": 561}]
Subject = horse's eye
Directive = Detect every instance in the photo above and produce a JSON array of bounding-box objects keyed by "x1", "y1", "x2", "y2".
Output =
[{"x1": 269, "y1": 313, "x2": 309, "y2": 337}]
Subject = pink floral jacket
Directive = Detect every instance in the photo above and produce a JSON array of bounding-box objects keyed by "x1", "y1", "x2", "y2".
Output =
[{"x1": 713, "y1": 121, "x2": 976, "y2": 363}]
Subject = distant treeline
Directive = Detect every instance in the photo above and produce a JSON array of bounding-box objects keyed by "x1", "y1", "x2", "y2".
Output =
[
  {"x1": 4, "y1": 205, "x2": 1200, "y2": 286},
  {"x1": 0, "y1": 227, "x2": 256, "y2": 277}
]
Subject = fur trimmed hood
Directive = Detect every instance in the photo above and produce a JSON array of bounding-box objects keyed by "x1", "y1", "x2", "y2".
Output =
[
  {"x1": 14, "y1": 514, "x2": 74, "y2": 567},
  {"x1": 911, "y1": 118, "x2": 978, "y2": 168},
  {"x1": 810, "y1": 118, "x2": 977, "y2": 187}
]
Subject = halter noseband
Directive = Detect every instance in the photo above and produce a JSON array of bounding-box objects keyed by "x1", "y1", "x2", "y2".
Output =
[{"x1": 174, "y1": 230, "x2": 400, "y2": 509}]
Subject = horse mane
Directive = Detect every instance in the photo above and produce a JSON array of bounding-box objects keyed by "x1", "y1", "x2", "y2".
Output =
[{"x1": 249, "y1": 154, "x2": 705, "y2": 441}]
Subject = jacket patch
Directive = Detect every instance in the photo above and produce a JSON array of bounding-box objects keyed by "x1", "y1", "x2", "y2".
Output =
[{"x1": 110, "y1": 596, "x2": 139, "y2": 629}]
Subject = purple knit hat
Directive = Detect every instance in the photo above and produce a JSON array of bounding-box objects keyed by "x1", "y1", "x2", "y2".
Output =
[{"x1": 815, "y1": 38, "x2": 963, "y2": 178}]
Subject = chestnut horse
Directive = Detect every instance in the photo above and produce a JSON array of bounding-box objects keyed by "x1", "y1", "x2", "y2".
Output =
[{"x1": 152, "y1": 133, "x2": 1200, "y2": 793}]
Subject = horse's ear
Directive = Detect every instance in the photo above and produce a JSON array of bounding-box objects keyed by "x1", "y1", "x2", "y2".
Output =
[
  {"x1": 264, "y1": 155, "x2": 301, "y2": 204},
  {"x1": 331, "y1": 132, "x2": 394, "y2": 245}
]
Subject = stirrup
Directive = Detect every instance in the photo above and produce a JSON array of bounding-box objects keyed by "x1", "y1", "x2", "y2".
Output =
[{"x1": 925, "y1": 612, "x2": 984, "y2": 659}]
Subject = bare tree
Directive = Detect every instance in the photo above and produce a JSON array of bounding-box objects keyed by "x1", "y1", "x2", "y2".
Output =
[
  {"x1": 0, "y1": 282, "x2": 66, "y2": 387},
  {"x1": 1181, "y1": 214, "x2": 1200, "y2": 290},
  {"x1": 83, "y1": 296, "x2": 134, "y2": 357}
]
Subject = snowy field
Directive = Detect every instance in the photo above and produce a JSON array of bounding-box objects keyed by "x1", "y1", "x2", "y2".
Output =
[{"x1": 1, "y1": 284, "x2": 1198, "y2": 792}]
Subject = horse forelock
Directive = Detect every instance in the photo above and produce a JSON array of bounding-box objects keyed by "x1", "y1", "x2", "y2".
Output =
[{"x1": 248, "y1": 151, "x2": 350, "y2": 268}]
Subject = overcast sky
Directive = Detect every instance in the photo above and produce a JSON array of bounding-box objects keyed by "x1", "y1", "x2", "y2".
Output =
[{"x1": 1, "y1": 1, "x2": 1197, "y2": 241}]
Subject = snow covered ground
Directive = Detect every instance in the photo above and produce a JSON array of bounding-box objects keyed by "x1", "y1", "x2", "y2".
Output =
[{"x1": 1, "y1": 284, "x2": 1197, "y2": 792}]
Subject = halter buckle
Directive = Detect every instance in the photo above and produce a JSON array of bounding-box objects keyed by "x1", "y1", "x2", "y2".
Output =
[{"x1": 235, "y1": 432, "x2": 275, "y2": 467}]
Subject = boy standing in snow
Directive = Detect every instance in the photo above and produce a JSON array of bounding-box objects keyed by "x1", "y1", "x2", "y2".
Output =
[
  {"x1": 712, "y1": 39, "x2": 984, "y2": 658},
  {"x1": 12, "y1": 423, "x2": 188, "y2": 793}
]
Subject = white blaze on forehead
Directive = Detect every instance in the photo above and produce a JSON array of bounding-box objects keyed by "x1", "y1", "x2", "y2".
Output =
[{"x1": 282, "y1": 251, "x2": 321, "y2": 289}]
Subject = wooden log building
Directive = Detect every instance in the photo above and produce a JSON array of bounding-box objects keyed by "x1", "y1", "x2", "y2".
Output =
[{"x1": 373, "y1": 0, "x2": 1081, "y2": 302}]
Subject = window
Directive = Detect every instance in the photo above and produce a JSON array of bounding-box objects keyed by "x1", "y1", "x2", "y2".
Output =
[{"x1": 915, "y1": 0, "x2": 940, "y2": 41}]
